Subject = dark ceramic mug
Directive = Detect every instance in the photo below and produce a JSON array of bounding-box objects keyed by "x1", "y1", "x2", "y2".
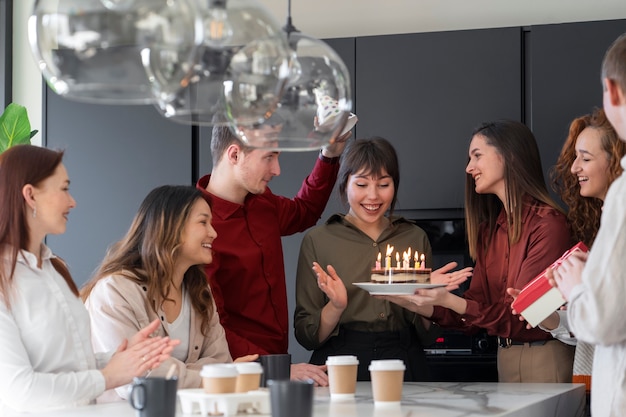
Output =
[
  {"x1": 129, "y1": 376, "x2": 178, "y2": 417},
  {"x1": 258, "y1": 354, "x2": 291, "y2": 387}
]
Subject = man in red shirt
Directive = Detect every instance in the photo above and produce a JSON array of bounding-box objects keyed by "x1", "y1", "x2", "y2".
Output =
[{"x1": 197, "y1": 124, "x2": 349, "y2": 386}]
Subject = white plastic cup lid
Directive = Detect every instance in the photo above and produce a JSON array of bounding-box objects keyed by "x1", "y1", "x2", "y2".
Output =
[
  {"x1": 200, "y1": 364, "x2": 238, "y2": 378},
  {"x1": 326, "y1": 355, "x2": 360, "y2": 366},
  {"x1": 234, "y1": 362, "x2": 263, "y2": 374},
  {"x1": 368, "y1": 359, "x2": 406, "y2": 371}
]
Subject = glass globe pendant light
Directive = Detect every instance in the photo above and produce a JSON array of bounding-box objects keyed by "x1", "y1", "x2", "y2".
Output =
[
  {"x1": 226, "y1": 0, "x2": 352, "y2": 151},
  {"x1": 28, "y1": 0, "x2": 199, "y2": 105},
  {"x1": 145, "y1": 0, "x2": 291, "y2": 126}
]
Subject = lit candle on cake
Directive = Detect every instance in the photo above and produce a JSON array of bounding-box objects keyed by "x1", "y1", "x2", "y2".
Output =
[
  {"x1": 414, "y1": 251, "x2": 420, "y2": 269},
  {"x1": 403, "y1": 250, "x2": 410, "y2": 269},
  {"x1": 385, "y1": 245, "x2": 394, "y2": 269},
  {"x1": 396, "y1": 252, "x2": 401, "y2": 269},
  {"x1": 375, "y1": 252, "x2": 381, "y2": 269},
  {"x1": 420, "y1": 254, "x2": 426, "y2": 270}
]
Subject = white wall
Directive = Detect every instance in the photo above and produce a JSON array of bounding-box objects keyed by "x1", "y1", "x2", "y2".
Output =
[
  {"x1": 263, "y1": 0, "x2": 626, "y2": 38},
  {"x1": 13, "y1": 1, "x2": 42, "y2": 145},
  {"x1": 13, "y1": 0, "x2": 626, "y2": 142}
]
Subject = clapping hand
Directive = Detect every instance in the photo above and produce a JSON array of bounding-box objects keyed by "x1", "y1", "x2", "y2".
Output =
[
  {"x1": 312, "y1": 262, "x2": 348, "y2": 311},
  {"x1": 101, "y1": 319, "x2": 179, "y2": 390}
]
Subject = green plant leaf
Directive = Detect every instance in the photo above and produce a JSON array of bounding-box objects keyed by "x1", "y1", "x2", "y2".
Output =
[{"x1": 0, "y1": 103, "x2": 34, "y2": 154}]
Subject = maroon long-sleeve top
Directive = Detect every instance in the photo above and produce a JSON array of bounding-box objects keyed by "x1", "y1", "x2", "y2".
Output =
[
  {"x1": 196, "y1": 158, "x2": 339, "y2": 358},
  {"x1": 431, "y1": 199, "x2": 572, "y2": 342}
]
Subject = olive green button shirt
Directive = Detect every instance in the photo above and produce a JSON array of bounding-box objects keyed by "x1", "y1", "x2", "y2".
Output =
[{"x1": 294, "y1": 214, "x2": 439, "y2": 351}]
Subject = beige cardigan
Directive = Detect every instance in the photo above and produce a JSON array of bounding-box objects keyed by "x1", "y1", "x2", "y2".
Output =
[{"x1": 84, "y1": 274, "x2": 232, "y2": 399}]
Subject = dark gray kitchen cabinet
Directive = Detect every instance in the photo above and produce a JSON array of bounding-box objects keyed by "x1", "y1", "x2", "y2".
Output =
[
  {"x1": 355, "y1": 28, "x2": 522, "y2": 213},
  {"x1": 44, "y1": 88, "x2": 192, "y2": 287},
  {"x1": 527, "y1": 19, "x2": 626, "y2": 194}
]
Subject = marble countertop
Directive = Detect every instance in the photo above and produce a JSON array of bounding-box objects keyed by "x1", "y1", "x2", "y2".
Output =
[
  {"x1": 318, "y1": 381, "x2": 585, "y2": 417},
  {"x1": 7, "y1": 381, "x2": 585, "y2": 417}
]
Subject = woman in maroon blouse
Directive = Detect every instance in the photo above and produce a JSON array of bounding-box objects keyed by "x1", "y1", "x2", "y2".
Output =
[{"x1": 384, "y1": 120, "x2": 575, "y2": 383}]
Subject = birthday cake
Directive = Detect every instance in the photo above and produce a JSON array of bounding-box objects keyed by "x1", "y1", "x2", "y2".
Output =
[{"x1": 370, "y1": 268, "x2": 432, "y2": 284}]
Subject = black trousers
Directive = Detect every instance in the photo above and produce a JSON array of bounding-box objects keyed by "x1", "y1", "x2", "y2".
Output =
[{"x1": 309, "y1": 327, "x2": 431, "y2": 382}]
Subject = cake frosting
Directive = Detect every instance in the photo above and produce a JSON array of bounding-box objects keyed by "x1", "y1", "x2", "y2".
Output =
[{"x1": 371, "y1": 268, "x2": 431, "y2": 284}]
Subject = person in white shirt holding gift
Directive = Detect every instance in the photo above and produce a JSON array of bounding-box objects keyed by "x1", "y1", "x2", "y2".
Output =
[{"x1": 545, "y1": 33, "x2": 626, "y2": 417}]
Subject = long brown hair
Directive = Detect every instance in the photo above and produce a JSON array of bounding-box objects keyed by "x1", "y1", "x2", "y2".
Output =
[
  {"x1": 465, "y1": 121, "x2": 565, "y2": 259},
  {"x1": 0, "y1": 145, "x2": 78, "y2": 309},
  {"x1": 551, "y1": 108, "x2": 626, "y2": 246},
  {"x1": 81, "y1": 185, "x2": 215, "y2": 336}
]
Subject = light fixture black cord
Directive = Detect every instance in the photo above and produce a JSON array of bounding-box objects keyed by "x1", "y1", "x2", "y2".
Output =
[{"x1": 283, "y1": 0, "x2": 299, "y2": 35}]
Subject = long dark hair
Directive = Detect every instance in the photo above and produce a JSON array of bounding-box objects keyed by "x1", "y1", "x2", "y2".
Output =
[
  {"x1": 0, "y1": 145, "x2": 78, "y2": 309},
  {"x1": 465, "y1": 121, "x2": 564, "y2": 259},
  {"x1": 81, "y1": 185, "x2": 215, "y2": 336}
]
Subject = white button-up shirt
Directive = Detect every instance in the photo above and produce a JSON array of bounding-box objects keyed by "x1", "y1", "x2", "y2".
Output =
[
  {"x1": 568, "y1": 156, "x2": 626, "y2": 417},
  {"x1": 0, "y1": 245, "x2": 108, "y2": 413}
]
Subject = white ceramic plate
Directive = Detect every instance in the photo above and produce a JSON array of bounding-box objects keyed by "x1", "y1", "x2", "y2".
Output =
[{"x1": 353, "y1": 282, "x2": 446, "y2": 295}]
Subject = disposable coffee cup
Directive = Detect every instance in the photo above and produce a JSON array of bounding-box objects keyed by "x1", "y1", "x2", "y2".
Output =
[
  {"x1": 200, "y1": 364, "x2": 238, "y2": 394},
  {"x1": 368, "y1": 359, "x2": 405, "y2": 406},
  {"x1": 326, "y1": 355, "x2": 359, "y2": 399},
  {"x1": 234, "y1": 362, "x2": 263, "y2": 393},
  {"x1": 129, "y1": 376, "x2": 178, "y2": 417}
]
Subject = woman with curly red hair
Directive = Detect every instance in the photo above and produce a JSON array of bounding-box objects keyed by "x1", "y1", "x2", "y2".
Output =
[{"x1": 551, "y1": 107, "x2": 626, "y2": 247}]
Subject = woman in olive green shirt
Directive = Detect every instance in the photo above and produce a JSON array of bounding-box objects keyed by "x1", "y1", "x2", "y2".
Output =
[{"x1": 294, "y1": 137, "x2": 471, "y2": 381}]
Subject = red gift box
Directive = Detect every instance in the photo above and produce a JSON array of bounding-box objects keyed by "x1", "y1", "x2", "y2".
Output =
[{"x1": 511, "y1": 242, "x2": 589, "y2": 327}]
